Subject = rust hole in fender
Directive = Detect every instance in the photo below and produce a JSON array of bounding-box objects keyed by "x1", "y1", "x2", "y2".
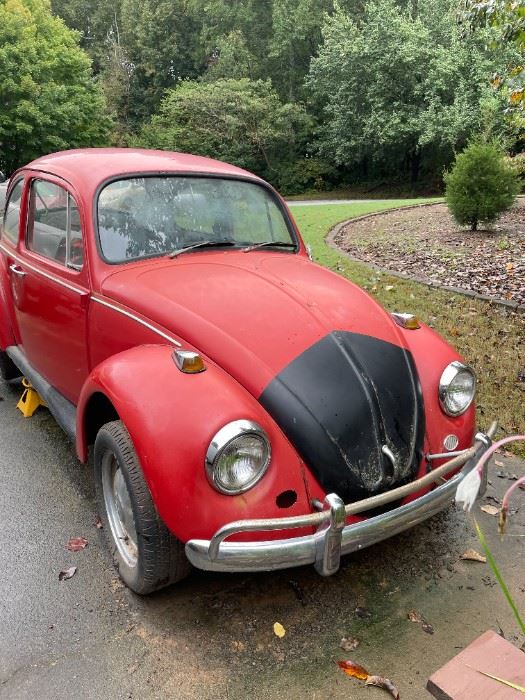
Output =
[{"x1": 276, "y1": 490, "x2": 297, "y2": 509}]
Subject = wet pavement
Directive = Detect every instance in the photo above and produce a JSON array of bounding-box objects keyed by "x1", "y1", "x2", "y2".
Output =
[{"x1": 0, "y1": 376, "x2": 523, "y2": 699}]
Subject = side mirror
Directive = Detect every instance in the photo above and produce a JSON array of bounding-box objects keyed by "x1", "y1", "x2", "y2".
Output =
[{"x1": 0, "y1": 172, "x2": 6, "y2": 183}]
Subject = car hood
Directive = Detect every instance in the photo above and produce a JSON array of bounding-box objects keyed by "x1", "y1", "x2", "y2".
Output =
[
  {"x1": 101, "y1": 251, "x2": 409, "y2": 397},
  {"x1": 101, "y1": 251, "x2": 425, "y2": 500}
]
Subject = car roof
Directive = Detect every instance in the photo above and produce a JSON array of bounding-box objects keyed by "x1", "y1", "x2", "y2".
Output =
[{"x1": 23, "y1": 148, "x2": 260, "y2": 192}]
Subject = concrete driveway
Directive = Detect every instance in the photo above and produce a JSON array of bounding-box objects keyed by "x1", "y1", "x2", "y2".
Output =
[{"x1": 0, "y1": 377, "x2": 523, "y2": 700}]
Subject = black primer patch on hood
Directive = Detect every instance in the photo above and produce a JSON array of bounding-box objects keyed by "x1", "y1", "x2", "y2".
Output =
[{"x1": 259, "y1": 331, "x2": 425, "y2": 503}]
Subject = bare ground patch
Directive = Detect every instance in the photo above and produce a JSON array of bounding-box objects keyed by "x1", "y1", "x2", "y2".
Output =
[{"x1": 334, "y1": 200, "x2": 525, "y2": 306}]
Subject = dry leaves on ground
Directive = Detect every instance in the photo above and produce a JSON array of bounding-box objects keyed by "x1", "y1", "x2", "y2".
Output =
[
  {"x1": 460, "y1": 549, "x2": 487, "y2": 563},
  {"x1": 340, "y1": 635, "x2": 360, "y2": 652},
  {"x1": 65, "y1": 536, "x2": 88, "y2": 552},
  {"x1": 337, "y1": 660, "x2": 400, "y2": 699},
  {"x1": 58, "y1": 566, "x2": 77, "y2": 581},
  {"x1": 407, "y1": 610, "x2": 434, "y2": 634},
  {"x1": 273, "y1": 622, "x2": 286, "y2": 638},
  {"x1": 335, "y1": 201, "x2": 525, "y2": 306},
  {"x1": 481, "y1": 504, "x2": 499, "y2": 516}
]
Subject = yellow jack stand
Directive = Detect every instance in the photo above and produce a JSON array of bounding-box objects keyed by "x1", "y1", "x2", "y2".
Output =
[{"x1": 17, "y1": 378, "x2": 47, "y2": 418}]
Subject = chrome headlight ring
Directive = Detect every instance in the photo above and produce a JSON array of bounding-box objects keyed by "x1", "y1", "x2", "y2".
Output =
[
  {"x1": 439, "y1": 361, "x2": 476, "y2": 417},
  {"x1": 205, "y1": 420, "x2": 271, "y2": 495}
]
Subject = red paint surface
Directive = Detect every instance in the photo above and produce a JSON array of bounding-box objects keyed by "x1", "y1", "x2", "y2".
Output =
[{"x1": 0, "y1": 149, "x2": 477, "y2": 543}]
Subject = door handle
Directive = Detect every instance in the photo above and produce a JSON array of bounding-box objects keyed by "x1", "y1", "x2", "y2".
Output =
[{"x1": 9, "y1": 264, "x2": 26, "y2": 278}]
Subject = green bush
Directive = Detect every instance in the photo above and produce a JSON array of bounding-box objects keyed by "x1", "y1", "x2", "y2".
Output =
[{"x1": 444, "y1": 143, "x2": 520, "y2": 231}]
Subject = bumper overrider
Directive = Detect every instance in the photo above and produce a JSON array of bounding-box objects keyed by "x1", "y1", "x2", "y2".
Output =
[{"x1": 185, "y1": 424, "x2": 497, "y2": 576}]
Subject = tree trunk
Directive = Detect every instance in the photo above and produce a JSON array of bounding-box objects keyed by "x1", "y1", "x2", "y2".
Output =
[{"x1": 410, "y1": 146, "x2": 421, "y2": 185}]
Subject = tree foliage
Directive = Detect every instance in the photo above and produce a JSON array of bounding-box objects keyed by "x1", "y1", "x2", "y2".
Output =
[
  {"x1": 138, "y1": 79, "x2": 312, "y2": 189},
  {"x1": 444, "y1": 142, "x2": 520, "y2": 229},
  {"x1": 0, "y1": 0, "x2": 110, "y2": 174},
  {"x1": 306, "y1": 0, "x2": 508, "y2": 183},
  {"x1": 1, "y1": 0, "x2": 522, "y2": 189},
  {"x1": 463, "y1": 0, "x2": 525, "y2": 110}
]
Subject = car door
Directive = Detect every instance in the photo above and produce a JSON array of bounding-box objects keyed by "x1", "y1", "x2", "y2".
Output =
[
  {"x1": 9, "y1": 175, "x2": 90, "y2": 403},
  {"x1": 0, "y1": 177, "x2": 25, "y2": 347}
]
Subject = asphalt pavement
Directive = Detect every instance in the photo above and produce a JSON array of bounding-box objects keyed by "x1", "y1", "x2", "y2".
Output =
[{"x1": 0, "y1": 376, "x2": 524, "y2": 700}]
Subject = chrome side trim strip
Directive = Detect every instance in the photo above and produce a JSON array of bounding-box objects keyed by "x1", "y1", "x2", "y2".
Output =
[
  {"x1": 90, "y1": 295, "x2": 182, "y2": 347},
  {"x1": 0, "y1": 243, "x2": 86, "y2": 295}
]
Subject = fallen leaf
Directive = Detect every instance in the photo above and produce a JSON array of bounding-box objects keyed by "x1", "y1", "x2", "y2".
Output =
[
  {"x1": 337, "y1": 660, "x2": 369, "y2": 680},
  {"x1": 384, "y1": 285, "x2": 395, "y2": 291},
  {"x1": 422, "y1": 621, "x2": 434, "y2": 635},
  {"x1": 94, "y1": 516, "x2": 103, "y2": 530},
  {"x1": 58, "y1": 566, "x2": 77, "y2": 581},
  {"x1": 494, "y1": 460, "x2": 505, "y2": 467},
  {"x1": 481, "y1": 504, "x2": 499, "y2": 516},
  {"x1": 65, "y1": 536, "x2": 88, "y2": 552},
  {"x1": 407, "y1": 610, "x2": 422, "y2": 623},
  {"x1": 273, "y1": 622, "x2": 286, "y2": 638},
  {"x1": 460, "y1": 549, "x2": 487, "y2": 563},
  {"x1": 340, "y1": 636, "x2": 360, "y2": 652},
  {"x1": 366, "y1": 675, "x2": 400, "y2": 699}
]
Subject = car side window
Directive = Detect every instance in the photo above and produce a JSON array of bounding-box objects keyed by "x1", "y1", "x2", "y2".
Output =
[
  {"x1": 26, "y1": 180, "x2": 84, "y2": 269},
  {"x1": 2, "y1": 179, "x2": 24, "y2": 245}
]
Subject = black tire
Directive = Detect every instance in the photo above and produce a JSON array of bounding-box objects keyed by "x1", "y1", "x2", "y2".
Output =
[
  {"x1": 94, "y1": 420, "x2": 190, "y2": 594},
  {"x1": 0, "y1": 350, "x2": 21, "y2": 381}
]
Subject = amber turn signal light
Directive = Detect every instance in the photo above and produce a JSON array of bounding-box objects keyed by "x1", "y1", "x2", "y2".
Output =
[
  {"x1": 173, "y1": 349, "x2": 206, "y2": 373},
  {"x1": 391, "y1": 312, "x2": 421, "y2": 330}
]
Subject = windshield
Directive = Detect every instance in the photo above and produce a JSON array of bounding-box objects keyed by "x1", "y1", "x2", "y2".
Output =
[{"x1": 97, "y1": 176, "x2": 296, "y2": 263}]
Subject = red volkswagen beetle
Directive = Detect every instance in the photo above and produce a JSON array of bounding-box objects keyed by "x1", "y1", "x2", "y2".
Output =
[{"x1": 0, "y1": 149, "x2": 494, "y2": 594}]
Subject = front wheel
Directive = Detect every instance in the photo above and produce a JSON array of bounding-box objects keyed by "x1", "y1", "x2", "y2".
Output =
[{"x1": 94, "y1": 420, "x2": 190, "y2": 594}]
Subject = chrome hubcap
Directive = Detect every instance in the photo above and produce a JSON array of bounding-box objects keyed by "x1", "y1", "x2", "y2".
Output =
[{"x1": 102, "y1": 453, "x2": 138, "y2": 568}]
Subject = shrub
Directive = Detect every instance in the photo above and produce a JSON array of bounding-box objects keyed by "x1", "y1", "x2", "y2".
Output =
[{"x1": 444, "y1": 143, "x2": 520, "y2": 231}]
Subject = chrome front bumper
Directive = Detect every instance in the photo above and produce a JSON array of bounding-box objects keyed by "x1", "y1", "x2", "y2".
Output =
[{"x1": 185, "y1": 427, "x2": 495, "y2": 576}]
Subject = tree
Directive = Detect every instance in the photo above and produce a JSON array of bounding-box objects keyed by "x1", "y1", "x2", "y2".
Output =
[
  {"x1": 306, "y1": 0, "x2": 511, "y2": 184},
  {"x1": 50, "y1": 0, "x2": 120, "y2": 74},
  {"x1": 118, "y1": 0, "x2": 201, "y2": 126},
  {"x1": 201, "y1": 30, "x2": 256, "y2": 82},
  {"x1": 138, "y1": 78, "x2": 312, "y2": 187},
  {"x1": 0, "y1": 0, "x2": 110, "y2": 174},
  {"x1": 267, "y1": 0, "x2": 334, "y2": 101},
  {"x1": 444, "y1": 142, "x2": 520, "y2": 230}
]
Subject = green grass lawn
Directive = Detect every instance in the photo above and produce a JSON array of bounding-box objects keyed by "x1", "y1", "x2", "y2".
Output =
[{"x1": 290, "y1": 200, "x2": 525, "y2": 456}]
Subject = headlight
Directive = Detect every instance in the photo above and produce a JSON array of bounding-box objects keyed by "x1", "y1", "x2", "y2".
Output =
[
  {"x1": 205, "y1": 420, "x2": 271, "y2": 495},
  {"x1": 439, "y1": 361, "x2": 476, "y2": 416}
]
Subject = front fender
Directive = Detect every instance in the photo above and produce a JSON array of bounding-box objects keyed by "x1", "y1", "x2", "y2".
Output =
[
  {"x1": 77, "y1": 344, "x2": 311, "y2": 542},
  {"x1": 403, "y1": 322, "x2": 476, "y2": 455}
]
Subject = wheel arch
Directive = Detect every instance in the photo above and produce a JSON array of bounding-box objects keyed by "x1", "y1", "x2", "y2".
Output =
[
  {"x1": 80, "y1": 391, "x2": 120, "y2": 460},
  {"x1": 75, "y1": 344, "x2": 311, "y2": 543}
]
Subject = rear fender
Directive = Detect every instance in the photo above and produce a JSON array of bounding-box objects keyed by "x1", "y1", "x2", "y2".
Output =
[{"x1": 77, "y1": 344, "x2": 311, "y2": 542}]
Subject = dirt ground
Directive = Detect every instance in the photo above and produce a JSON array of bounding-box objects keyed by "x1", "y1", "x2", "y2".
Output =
[
  {"x1": 102, "y1": 456, "x2": 525, "y2": 700},
  {"x1": 334, "y1": 200, "x2": 525, "y2": 306}
]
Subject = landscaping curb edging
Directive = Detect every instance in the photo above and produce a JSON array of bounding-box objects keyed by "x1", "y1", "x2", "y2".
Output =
[{"x1": 326, "y1": 202, "x2": 525, "y2": 314}]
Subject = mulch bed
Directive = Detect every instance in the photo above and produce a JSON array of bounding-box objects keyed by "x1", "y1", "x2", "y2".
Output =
[{"x1": 334, "y1": 200, "x2": 525, "y2": 306}]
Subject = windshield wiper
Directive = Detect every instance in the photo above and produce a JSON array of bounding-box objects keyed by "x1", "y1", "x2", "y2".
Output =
[
  {"x1": 242, "y1": 241, "x2": 296, "y2": 253},
  {"x1": 168, "y1": 240, "x2": 235, "y2": 258}
]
